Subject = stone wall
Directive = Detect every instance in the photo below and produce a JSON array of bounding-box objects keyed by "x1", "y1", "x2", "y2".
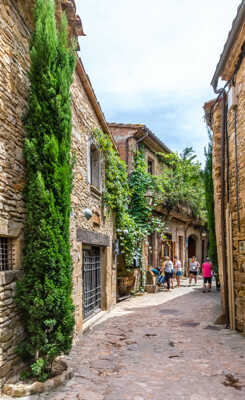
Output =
[
  {"x1": 0, "y1": 271, "x2": 24, "y2": 389},
  {"x1": 0, "y1": 0, "x2": 29, "y2": 241},
  {"x1": 226, "y1": 62, "x2": 245, "y2": 332},
  {"x1": 69, "y1": 69, "x2": 117, "y2": 333},
  {"x1": 208, "y1": 53, "x2": 245, "y2": 331}
]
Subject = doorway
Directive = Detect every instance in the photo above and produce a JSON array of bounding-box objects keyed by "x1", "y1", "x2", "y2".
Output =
[
  {"x1": 188, "y1": 235, "x2": 196, "y2": 259},
  {"x1": 83, "y1": 246, "x2": 101, "y2": 319}
]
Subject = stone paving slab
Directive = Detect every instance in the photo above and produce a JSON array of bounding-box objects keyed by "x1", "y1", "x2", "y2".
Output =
[{"x1": 3, "y1": 279, "x2": 245, "y2": 399}]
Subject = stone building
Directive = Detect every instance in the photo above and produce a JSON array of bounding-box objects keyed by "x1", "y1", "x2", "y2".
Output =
[
  {"x1": 109, "y1": 123, "x2": 208, "y2": 293},
  {"x1": 0, "y1": 0, "x2": 117, "y2": 388},
  {"x1": 204, "y1": 1, "x2": 245, "y2": 332}
]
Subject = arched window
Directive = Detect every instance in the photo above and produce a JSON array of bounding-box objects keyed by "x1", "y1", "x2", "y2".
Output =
[{"x1": 90, "y1": 143, "x2": 100, "y2": 189}]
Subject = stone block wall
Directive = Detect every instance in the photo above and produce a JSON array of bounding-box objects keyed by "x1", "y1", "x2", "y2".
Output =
[
  {"x1": 226, "y1": 61, "x2": 245, "y2": 332},
  {"x1": 0, "y1": 0, "x2": 29, "y2": 239},
  {"x1": 210, "y1": 59, "x2": 245, "y2": 332},
  {"x1": 0, "y1": 271, "x2": 24, "y2": 389}
]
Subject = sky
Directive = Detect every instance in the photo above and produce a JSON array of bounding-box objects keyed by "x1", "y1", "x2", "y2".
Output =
[{"x1": 76, "y1": 0, "x2": 241, "y2": 165}]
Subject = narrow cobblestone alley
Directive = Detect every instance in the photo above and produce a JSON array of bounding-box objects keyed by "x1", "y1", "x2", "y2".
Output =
[{"x1": 5, "y1": 280, "x2": 245, "y2": 400}]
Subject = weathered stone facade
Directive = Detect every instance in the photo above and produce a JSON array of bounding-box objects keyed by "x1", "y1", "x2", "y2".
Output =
[
  {"x1": 0, "y1": 0, "x2": 116, "y2": 389},
  {"x1": 205, "y1": 1, "x2": 245, "y2": 332},
  {"x1": 0, "y1": 271, "x2": 24, "y2": 389},
  {"x1": 109, "y1": 123, "x2": 208, "y2": 290}
]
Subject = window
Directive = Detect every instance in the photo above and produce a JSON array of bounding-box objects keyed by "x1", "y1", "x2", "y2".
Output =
[
  {"x1": 148, "y1": 158, "x2": 154, "y2": 175},
  {"x1": 90, "y1": 144, "x2": 100, "y2": 189},
  {"x1": 0, "y1": 237, "x2": 13, "y2": 271}
]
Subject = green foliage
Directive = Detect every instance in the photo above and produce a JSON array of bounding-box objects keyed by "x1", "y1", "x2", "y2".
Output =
[
  {"x1": 129, "y1": 145, "x2": 165, "y2": 236},
  {"x1": 16, "y1": 0, "x2": 76, "y2": 381},
  {"x1": 94, "y1": 128, "x2": 138, "y2": 267},
  {"x1": 204, "y1": 131, "x2": 218, "y2": 269},
  {"x1": 157, "y1": 147, "x2": 206, "y2": 221},
  {"x1": 94, "y1": 131, "x2": 165, "y2": 268}
]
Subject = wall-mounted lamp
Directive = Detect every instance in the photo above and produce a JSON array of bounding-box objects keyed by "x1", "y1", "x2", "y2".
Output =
[
  {"x1": 83, "y1": 208, "x2": 93, "y2": 220},
  {"x1": 113, "y1": 239, "x2": 119, "y2": 256}
]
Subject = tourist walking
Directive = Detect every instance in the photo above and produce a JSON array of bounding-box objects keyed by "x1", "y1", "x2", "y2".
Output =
[
  {"x1": 174, "y1": 256, "x2": 182, "y2": 288},
  {"x1": 189, "y1": 256, "x2": 200, "y2": 286},
  {"x1": 202, "y1": 257, "x2": 212, "y2": 293},
  {"x1": 162, "y1": 256, "x2": 173, "y2": 291}
]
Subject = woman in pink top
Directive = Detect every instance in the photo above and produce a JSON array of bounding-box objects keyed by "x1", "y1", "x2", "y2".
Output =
[{"x1": 202, "y1": 257, "x2": 212, "y2": 293}]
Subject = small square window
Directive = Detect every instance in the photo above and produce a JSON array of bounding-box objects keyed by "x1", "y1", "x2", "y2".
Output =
[{"x1": 0, "y1": 237, "x2": 13, "y2": 271}]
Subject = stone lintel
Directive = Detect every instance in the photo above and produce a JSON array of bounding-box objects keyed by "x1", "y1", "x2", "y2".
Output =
[{"x1": 76, "y1": 228, "x2": 110, "y2": 247}]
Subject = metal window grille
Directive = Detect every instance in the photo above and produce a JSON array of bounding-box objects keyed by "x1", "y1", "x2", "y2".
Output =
[
  {"x1": 0, "y1": 237, "x2": 13, "y2": 271},
  {"x1": 83, "y1": 247, "x2": 101, "y2": 319}
]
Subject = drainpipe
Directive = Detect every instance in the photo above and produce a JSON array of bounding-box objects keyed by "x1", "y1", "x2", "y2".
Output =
[{"x1": 221, "y1": 91, "x2": 230, "y2": 329}]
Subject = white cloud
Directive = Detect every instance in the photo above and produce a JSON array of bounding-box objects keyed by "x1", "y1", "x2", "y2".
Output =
[{"x1": 75, "y1": 0, "x2": 241, "y2": 163}]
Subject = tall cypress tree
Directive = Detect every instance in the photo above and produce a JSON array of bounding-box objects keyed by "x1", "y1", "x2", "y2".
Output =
[
  {"x1": 204, "y1": 131, "x2": 218, "y2": 269},
  {"x1": 16, "y1": 0, "x2": 76, "y2": 380}
]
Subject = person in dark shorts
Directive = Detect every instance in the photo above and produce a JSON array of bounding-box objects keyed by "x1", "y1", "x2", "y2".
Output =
[
  {"x1": 162, "y1": 256, "x2": 173, "y2": 291},
  {"x1": 189, "y1": 256, "x2": 200, "y2": 286},
  {"x1": 202, "y1": 257, "x2": 212, "y2": 293}
]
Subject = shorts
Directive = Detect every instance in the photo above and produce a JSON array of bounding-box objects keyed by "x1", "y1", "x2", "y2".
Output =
[
  {"x1": 176, "y1": 271, "x2": 182, "y2": 277},
  {"x1": 190, "y1": 271, "x2": 197, "y2": 276},
  {"x1": 204, "y1": 277, "x2": 212, "y2": 284},
  {"x1": 169, "y1": 272, "x2": 174, "y2": 278}
]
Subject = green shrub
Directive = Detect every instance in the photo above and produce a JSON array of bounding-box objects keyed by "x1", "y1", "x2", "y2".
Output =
[{"x1": 16, "y1": 0, "x2": 76, "y2": 380}]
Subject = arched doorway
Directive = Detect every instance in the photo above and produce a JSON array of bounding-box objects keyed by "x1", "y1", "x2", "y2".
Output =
[{"x1": 188, "y1": 235, "x2": 197, "y2": 259}]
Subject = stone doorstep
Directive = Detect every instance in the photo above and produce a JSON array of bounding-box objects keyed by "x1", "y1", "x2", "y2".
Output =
[
  {"x1": 81, "y1": 310, "x2": 107, "y2": 335},
  {"x1": 2, "y1": 367, "x2": 73, "y2": 398}
]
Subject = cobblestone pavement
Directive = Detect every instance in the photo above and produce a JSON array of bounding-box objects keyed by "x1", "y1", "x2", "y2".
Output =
[{"x1": 5, "y1": 279, "x2": 245, "y2": 399}]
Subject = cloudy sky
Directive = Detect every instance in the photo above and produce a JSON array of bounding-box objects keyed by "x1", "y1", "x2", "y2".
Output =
[{"x1": 76, "y1": 0, "x2": 241, "y2": 164}]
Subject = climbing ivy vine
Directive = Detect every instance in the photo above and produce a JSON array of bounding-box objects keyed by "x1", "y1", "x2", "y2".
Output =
[
  {"x1": 129, "y1": 145, "x2": 165, "y2": 236},
  {"x1": 94, "y1": 130, "x2": 164, "y2": 269},
  {"x1": 94, "y1": 129, "x2": 138, "y2": 267},
  {"x1": 95, "y1": 130, "x2": 206, "y2": 273}
]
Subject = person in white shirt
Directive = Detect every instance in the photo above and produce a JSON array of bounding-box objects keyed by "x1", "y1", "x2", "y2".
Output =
[
  {"x1": 189, "y1": 256, "x2": 200, "y2": 286},
  {"x1": 174, "y1": 256, "x2": 182, "y2": 288},
  {"x1": 161, "y1": 256, "x2": 173, "y2": 291}
]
